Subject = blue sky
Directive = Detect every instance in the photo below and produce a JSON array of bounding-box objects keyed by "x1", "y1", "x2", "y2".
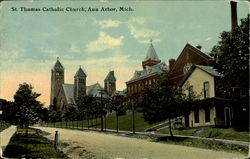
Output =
[{"x1": 0, "y1": 1, "x2": 249, "y2": 106}]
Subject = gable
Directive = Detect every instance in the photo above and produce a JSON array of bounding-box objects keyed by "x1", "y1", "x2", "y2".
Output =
[
  {"x1": 182, "y1": 67, "x2": 215, "y2": 99},
  {"x1": 168, "y1": 43, "x2": 211, "y2": 84}
]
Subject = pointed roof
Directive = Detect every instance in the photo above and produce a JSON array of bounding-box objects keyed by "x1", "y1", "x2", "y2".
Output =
[
  {"x1": 74, "y1": 66, "x2": 87, "y2": 77},
  {"x1": 53, "y1": 57, "x2": 64, "y2": 70},
  {"x1": 87, "y1": 83, "x2": 109, "y2": 98},
  {"x1": 104, "y1": 71, "x2": 116, "y2": 81},
  {"x1": 144, "y1": 42, "x2": 160, "y2": 62}
]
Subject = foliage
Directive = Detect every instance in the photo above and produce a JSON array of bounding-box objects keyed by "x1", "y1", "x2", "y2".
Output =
[
  {"x1": 0, "y1": 99, "x2": 18, "y2": 124},
  {"x1": 139, "y1": 75, "x2": 192, "y2": 137},
  {"x1": 14, "y1": 83, "x2": 43, "y2": 128},
  {"x1": 209, "y1": 15, "x2": 249, "y2": 98},
  {"x1": 139, "y1": 75, "x2": 189, "y2": 124}
]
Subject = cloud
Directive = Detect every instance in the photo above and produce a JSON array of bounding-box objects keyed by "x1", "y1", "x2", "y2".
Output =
[
  {"x1": 69, "y1": 43, "x2": 80, "y2": 53},
  {"x1": 94, "y1": 19, "x2": 123, "y2": 28},
  {"x1": 205, "y1": 37, "x2": 212, "y2": 41},
  {"x1": 128, "y1": 24, "x2": 160, "y2": 40},
  {"x1": 42, "y1": 49, "x2": 56, "y2": 54},
  {"x1": 126, "y1": 17, "x2": 160, "y2": 43},
  {"x1": 0, "y1": 50, "x2": 20, "y2": 60},
  {"x1": 86, "y1": 32, "x2": 124, "y2": 53},
  {"x1": 128, "y1": 17, "x2": 146, "y2": 25}
]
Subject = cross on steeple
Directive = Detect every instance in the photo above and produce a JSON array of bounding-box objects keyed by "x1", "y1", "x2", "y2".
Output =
[{"x1": 150, "y1": 39, "x2": 153, "y2": 43}]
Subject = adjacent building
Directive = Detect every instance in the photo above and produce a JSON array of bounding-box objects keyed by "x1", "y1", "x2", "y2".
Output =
[
  {"x1": 168, "y1": 43, "x2": 211, "y2": 85},
  {"x1": 179, "y1": 65, "x2": 232, "y2": 127},
  {"x1": 126, "y1": 42, "x2": 168, "y2": 98}
]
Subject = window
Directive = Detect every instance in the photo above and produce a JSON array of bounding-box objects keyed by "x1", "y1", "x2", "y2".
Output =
[
  {"x1": 205, "y1": 108, "x2": 210, "y2": 122},
  {"x1": 188, "y1": 86, "x2": 194, "y2": 98},
  {"x1": 149, "y1": 80, "x2": 151, "y2": 85},
  {"x1": 204, "y1": 82, "x2": 209, "y2": 98},
  {"x1": 79, "y1": 79, "x2": 85, "y2": 83},
  {"x1": 194, "y1": 109, "x2": 199, "y2": 123},
  {"x1": 56, "y1": 72, "x2": 60, "y2": 76}
]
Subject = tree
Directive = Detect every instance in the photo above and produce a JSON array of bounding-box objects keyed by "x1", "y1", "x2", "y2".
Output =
[
  {"x1": 210, "y1": 15, "x2": 249, "y2": 98},
  {"x1": 123, "y1": 99, "x2": 140, "y2": 134},
  {"x1": 107, "y1": 94, "x2": 126, "y2": 132},
  {"x1": 0, "y1": 99, "x2": 18, "y2": 124},
  {"x1": 139, "y1": 75, "x2": 189, "y2": 137},
  {"x1": 77, "y1": 96, "x2": 96, "y2": 129},
  {"x1": 14, "y1": 83, "x2": 43, "y2": 128}
]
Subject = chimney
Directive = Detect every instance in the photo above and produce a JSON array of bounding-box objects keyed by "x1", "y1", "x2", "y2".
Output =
[
  {"x1": 230, "y1": 1, "x2": 238, "y2": 30},
  {"x1": 196, "y1": 45, "x2": 202, "y2": 50},
  {"x1": 169, "y1": 59, "x2": 176, "y2": 71}
]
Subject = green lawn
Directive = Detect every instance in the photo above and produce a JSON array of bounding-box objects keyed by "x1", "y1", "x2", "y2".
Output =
[
  {"x1": 45, "y1": 113, "x2": 161, "y2": 132},
  {"x1": 159, "y1": 127, "x2": 249, "y2": 142},
  {"x1": 3, "y1": 128, "x2": 67, "y2": 158},
  {"x1": 0, "y1": 120, "x2": 10, "y2": 132}
]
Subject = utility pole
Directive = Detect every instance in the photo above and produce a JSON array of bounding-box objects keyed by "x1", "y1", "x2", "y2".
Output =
[{"x1": 98, "y1": 89, "x2": 105, "y2": 131}]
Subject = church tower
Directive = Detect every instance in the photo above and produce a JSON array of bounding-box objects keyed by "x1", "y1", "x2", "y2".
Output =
[
  {"x1": 104, "y1": 71, "x2": 116, "y2": 96},
  {"x1": 50, "y1": 57, "x2": 64, "y2": 106},
  {"x1": 74, "y1": 66, "x2": 87, "y2": 101},
  {"x1": 142, "y1": 40, "x2": 161, "y2": 69}
]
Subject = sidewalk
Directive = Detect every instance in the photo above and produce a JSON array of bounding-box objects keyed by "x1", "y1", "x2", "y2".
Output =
[
  {"x1": 0, "y1": 126, "x2": 17, "y2": 158},
  {"x1": 41, "y1": 125, "x2": 249, "y2": 147}
]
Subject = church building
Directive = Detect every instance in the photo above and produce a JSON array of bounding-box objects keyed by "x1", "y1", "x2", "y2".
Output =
[{"x1": 50, "y1": 58, "x2": 115, "y2": 111}]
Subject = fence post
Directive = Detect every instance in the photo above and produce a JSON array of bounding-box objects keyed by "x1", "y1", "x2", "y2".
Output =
[{"x1": 54, "y1": 131, "x2": 59, "y2": 150}]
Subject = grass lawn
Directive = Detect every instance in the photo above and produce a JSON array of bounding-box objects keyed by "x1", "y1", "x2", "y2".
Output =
[
  {"x1": 153, "y1": 136, "x2": 248, "y2": 155},
  {"x1": 3, "y1": 128, "x2": 67, "y2": 158},
  {"x1": 45, "y1": 113, "x2": 161, "y2": 132},
  {"x1": 159, "y1": 127, "x2": 249, "y2": 142},
  {"x1": 0, "y1": 120, "x2": 10, "y2": 132}
]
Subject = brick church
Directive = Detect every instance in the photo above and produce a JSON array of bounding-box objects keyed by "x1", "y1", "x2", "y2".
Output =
[
  {"x1": 50, "y1": 57, "x2": 116, "y2": 111},
  {"x1": 126, "y1": 41, "x2": 168, "y2": 98}
]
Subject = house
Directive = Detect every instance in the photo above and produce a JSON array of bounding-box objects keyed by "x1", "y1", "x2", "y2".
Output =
[
  {"x1": 179, "y1": 64, "x2": 234, "y2": 127},
  {"x1": 126, "y1": 42, "x2": 168, "y2": 99}
]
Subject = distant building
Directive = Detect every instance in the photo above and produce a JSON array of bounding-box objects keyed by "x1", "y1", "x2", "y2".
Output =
[
  {"x1": 50, "y1": 58, "x2": 115, "y2": 111},
  {"x1": 126, "y1": 42, "x2": 168, "y2": 98},
  {"x1": 104, "y1": 71, "x2": 116, "y2": 96}
]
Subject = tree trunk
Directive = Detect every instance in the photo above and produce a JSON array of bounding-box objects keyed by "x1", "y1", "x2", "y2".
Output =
[
  {"x1": 91, "y1": 115, "x2": 93, "y2": 127},
  {"x1": 116, "y1": 113, "x2": 119, "y2": 133},
  {"x1": 95, "y1": 115, "x2": 97, "y2": 129},
  {"x1": 87, "y1": 116, "x2": 89, "y2": 129},
  {"x1": 132, "y1": 110, "x2": 135, "y2": 134},
  {"x1": 104, "y1": 115, "x2": 106, "y2": 131},
  {"x1": 169, "y1": 118, "x2": 173, "y2": 138}
]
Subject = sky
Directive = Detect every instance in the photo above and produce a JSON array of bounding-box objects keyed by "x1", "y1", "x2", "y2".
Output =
[{"x1": 0, "y1": 0, "x2": 249, "y2": 106}]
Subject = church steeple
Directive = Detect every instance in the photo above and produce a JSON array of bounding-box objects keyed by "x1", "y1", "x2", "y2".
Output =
[
  {"x1": 142, "y1": 40, "x2": 161, "y2": 69},
  {"x1": 50, "y1": 57, "x2": 64, "y2": 106},
  {"x1": 74, "y1": 66, "x2": 87, "y2": 101},
  {"x1": 104, "y1": 70, "x2": 116, "y2": 96}
]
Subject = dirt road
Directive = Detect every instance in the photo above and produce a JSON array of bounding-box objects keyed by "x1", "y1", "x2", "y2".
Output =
[{"x1": 34, "y1": 127, "x2": 245, "y2": 159}]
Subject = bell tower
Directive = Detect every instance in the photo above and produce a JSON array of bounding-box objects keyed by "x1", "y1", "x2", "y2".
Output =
[
  {"x1": 104, "y1": 71, "x2": 116, "y2": 96},
  {"x1": 74, "y1": 66, "x2": 87, "y2": 101},
  {"x1": 50, "y1": 57, "x2": 64, "y2": 106},
  {"x1": 142, "y1": 40, "x2": 161, "y2": 69}
]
